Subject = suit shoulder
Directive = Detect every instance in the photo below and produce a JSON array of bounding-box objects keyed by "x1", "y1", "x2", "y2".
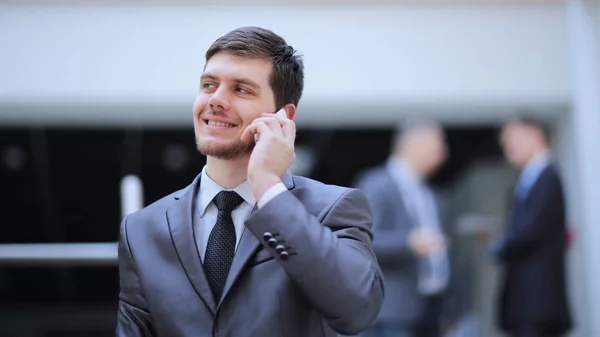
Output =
[
  {"x1": 547, "y1": 164, "x2": 562, "y2": 178},
  {"x1": 124, "y1": 188, "x2": 184, "y2": 224},
  {"x1": 291, "y1": 175, "x2": 365, "y2": 206},
  {"x1": 541, "y1": 164, "x2": 564, "y2": 185},
  {"x1": 293, "y1": 175, "x2": 350, "y2": 194},
  {"x1": 353, "y1": 165, "x2": 392, "y2": 189}
]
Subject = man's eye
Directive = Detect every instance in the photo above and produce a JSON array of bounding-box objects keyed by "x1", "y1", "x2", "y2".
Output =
[
  {"x1": 236, "y1": 87, "x2": 250, "y2": 94},
  {"x1": 202, "y1": 83, "x2": 216, "y2": 90}
]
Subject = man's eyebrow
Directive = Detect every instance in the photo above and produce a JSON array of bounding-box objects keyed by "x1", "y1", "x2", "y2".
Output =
[
  {"x1": 235, "y1": 78, "x2": 261, "y2": 91},
  {"x1": 200, "y1": 73, "x2": 261, "y2": 91},
  {"x1": 200, "y1": 73, "x2": 217, "y2": 81}
]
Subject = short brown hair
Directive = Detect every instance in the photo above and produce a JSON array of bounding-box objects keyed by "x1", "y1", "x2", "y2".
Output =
[{"x1": 205, "y1": 26, "x2": 304, "y2": 109}]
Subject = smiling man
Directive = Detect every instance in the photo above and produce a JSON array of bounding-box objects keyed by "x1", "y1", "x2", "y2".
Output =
[{"x1": 115, "y1": 26, "x2": 384, "y2": 337}]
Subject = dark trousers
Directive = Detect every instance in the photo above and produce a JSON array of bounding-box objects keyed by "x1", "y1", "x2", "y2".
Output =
[
  {"x1": 363, "y1": 295, "x2": 444, "y2": 337},
  {"x1": 414, "y1": 294, "x2": 443, "y2": 337},
  {"x1": 512, "y1": 325, "x2": 563, "y2": 337},
  {"x1": 361, "y1": 323, "x2": 412, "y2": 337}
]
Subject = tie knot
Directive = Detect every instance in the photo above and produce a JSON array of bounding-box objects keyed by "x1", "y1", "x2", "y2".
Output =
[{"x1": 213, "y1": 190, "x2": 244, "y2": 213}]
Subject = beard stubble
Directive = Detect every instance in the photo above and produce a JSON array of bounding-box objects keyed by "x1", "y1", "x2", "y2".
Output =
[{"x1": 195, "y1": 133, "x2": 255, "y2": 160}]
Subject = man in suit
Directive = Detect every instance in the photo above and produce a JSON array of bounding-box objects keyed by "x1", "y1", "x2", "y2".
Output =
[
  {"x1": 493, "y1": 116, "x2": 572, "y2": 337},
  {"x1": 354, "y1": 122, "x2": 457, "y2": 337},
  {"x1": 116, "y1": 26, "x2": 384, "y2": 337}
]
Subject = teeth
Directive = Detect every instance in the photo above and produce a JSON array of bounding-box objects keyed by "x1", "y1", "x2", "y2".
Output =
[{"x1": 208, "y1": 120, "x2": 234, "y2": 127}]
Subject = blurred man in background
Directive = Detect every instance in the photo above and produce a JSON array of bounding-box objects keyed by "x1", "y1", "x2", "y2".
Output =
[
  {"x1": 493, "y1": 116, "x2": 572, "y2": 337},
  {"x1": 354, "y1": 121, "x2": 459, "y2": 337}
]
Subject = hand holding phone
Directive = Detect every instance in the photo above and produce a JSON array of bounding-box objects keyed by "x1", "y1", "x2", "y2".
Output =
[
  {"x1": 241, "y1": 107, "x2": 296, "y2": 201},
  {"x1": 252, "y1": 109, "x2": 287, "y2": 142}
]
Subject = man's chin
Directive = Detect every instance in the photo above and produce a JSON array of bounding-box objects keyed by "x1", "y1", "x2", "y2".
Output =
[{"x1": 196, "y1": 140, "x2": 254, "y2": 160}]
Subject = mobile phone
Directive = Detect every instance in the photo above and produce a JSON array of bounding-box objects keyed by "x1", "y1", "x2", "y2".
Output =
[
  {"x1": 275, "y1": 108, "x2": 287, "y2": 119},
  {"x1": 255, "y1": 108, "x2": 287, "y2": 142}
]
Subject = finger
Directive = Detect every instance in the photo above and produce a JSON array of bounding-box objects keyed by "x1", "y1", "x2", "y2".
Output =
[
  {"x1": 241, "y1": 121, "x2": 271, "y2": 140},
  {"x1": 253, "y1": 116, "x2": 284, "y2": 137},
  {"x1": 274, "y1": 114, "x2": 296, "y2": 142},
  {"x1": 243, "y1": 117, "x2": 281, "y2": 141},
  {"x1": 262, "y1": 111, "x2": 289, "y2": 128},
  {"x1": 240, "y1": 121, "x2": 272, "y2": 142}
]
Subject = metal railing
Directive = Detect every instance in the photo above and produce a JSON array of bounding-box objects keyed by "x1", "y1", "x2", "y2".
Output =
[
  {"x1": 0, "y1": 175, "x2": 143, "y2": 267},
  {"x1": 0, "y1": 242, "x2": 118, "y2": 266}
]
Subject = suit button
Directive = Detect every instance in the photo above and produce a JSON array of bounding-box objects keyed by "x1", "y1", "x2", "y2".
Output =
[
  {"x1": 275, "y1": 244, "x2": 286, "y2": 254},
  {"x1": 267, "y1": 237, "x2": 278, "y2": 248},
  {"x1": 263, "y1": 232, "x2": 273, "y2": 241},
  {"x1": 279, "y1": 251, "x2": 290, "y2": 260}
]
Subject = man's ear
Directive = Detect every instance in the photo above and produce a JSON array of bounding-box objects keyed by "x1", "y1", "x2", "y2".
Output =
[{"x1": 282, "y1": 104, "x2": 296, "y2": 120}]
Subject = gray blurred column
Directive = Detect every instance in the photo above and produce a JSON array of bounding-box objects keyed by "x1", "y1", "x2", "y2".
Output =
[
  {"x1": 566, "y1": 1, "x2": 600, "y2": 336},
  {"x1": 120, "y1": 174, "x2": 144, "y2": 218}
]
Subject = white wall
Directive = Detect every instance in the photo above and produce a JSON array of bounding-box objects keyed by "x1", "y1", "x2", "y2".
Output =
[
  {"x1": 564, "y1": 1, "x2": 600, "y2": 336},
  {"x1": 553, "y1": 111, "x2": 588, "y2": 337},
  {"x1": 0, "y1": 2, "x2": 569, "y2": 127}
]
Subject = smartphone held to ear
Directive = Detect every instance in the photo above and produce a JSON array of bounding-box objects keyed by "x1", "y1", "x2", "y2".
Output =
[
  {"x1": 275, "y1": 108, "x2": 287, "y2": 119},
  {"x1": 254, "y1": 108, "x2": 287, "y2": 142}
]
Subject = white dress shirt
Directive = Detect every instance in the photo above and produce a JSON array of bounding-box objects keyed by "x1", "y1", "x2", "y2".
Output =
[
  {"x1": 195, "y1": 166, "x2": 287, "y2": 262},
  {"x1": 387, "y1": 157, "x2": 450, "y2": 295}
]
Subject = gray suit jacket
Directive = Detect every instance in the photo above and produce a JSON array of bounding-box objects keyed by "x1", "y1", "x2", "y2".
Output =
[
  {"x1": 354, "y1": 165, "x2": 456, "y2": 326},
  {"x1": 116, "y1": 172, "x2": 384, "y2": 337}
]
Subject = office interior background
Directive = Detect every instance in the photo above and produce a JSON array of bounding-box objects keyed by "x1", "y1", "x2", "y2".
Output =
[{"x1": 1, "y1": 0, "x2": 599, "y2": 336}]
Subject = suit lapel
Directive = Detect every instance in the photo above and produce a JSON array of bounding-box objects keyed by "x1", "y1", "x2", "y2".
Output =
[
  {"x1": 166, "y1": 175, "x2": 217, "y2": 314},
  {"x1": 218, "y1": 172, "x2": 295, "y2": 307},
  {"x1": 518, "y1": 164, "x2": 552, "y2": 204}
]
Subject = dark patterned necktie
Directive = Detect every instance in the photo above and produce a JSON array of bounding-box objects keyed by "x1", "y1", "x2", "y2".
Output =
[{"x1": 203, "y1": 190, "x2": 244, "y2": 302}]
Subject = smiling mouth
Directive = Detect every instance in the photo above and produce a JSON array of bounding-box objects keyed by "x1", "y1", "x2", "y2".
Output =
[{"x1": 205, "y1": 120, "x2": 237, "y2": 128}]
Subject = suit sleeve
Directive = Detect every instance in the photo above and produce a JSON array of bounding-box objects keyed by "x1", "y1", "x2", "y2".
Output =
[
  {"x1": 495, "y1": 172, "x2": 565, "y2": 262},
  {"x1": 116, "y1": 215, "x2": 155, "y2": 337},
  {"x1": 244, "y1": 188, "x2": 384, "y2": 335},
  {"x1": 353, "y1": 175, "x2": 416, "y2": 267}
]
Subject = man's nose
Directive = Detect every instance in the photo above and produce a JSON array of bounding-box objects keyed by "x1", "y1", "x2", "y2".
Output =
[{"x1": 208, "y1": 87, "x2": 231, "y2": 111}]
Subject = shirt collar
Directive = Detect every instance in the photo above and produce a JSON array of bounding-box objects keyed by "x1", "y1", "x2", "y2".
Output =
[
  {"x1": 519, "y1": 148, "x2": 551, "y2": 188},
  {"x1": 198, "y1": 165, "x2": 256, "y2": 217}
]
